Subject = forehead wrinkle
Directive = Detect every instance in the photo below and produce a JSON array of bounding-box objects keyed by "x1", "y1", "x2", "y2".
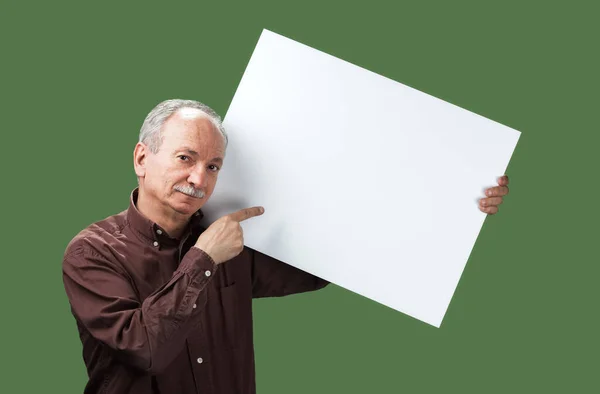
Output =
[
  {"x1": 176, "y1": 134, "x2": 225, "y2": 159},
  {"x1": 162, "y1": 113, "x2": 225, "y2": 159}
]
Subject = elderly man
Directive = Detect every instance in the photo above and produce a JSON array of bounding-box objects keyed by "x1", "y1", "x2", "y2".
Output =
[{"x1": 62, "y1": 99, "x2": 510, "y2": 394}]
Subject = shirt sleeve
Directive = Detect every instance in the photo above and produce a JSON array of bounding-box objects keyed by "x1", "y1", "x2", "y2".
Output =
[
  {"x1": 250, "y1": 248, "x2": 329, "y2": 298},
  {"x1": 62, "y1": 245, "x2": 216, "y2": 375}
]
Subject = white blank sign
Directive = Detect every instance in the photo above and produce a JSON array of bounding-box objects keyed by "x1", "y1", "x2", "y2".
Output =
[{"x1": 201, "y1": 29, "x2": 521, "y2": 327}]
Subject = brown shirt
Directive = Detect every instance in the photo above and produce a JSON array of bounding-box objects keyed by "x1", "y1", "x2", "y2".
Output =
[{"x1": 62, "y1": 189, "x2": 328, "y2": 394}]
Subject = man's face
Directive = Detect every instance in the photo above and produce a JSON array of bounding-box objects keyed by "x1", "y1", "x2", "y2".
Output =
[{"x1": 137, "y1": 108, "x2": 226, "y2": 217}]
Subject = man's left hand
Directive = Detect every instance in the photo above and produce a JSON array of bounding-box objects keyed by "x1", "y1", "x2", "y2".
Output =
[{"x1": 479, "y1": 175, "x2": 510, "y2": 215}]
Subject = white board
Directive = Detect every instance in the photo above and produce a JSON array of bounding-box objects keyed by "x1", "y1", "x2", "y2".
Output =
[{"x1": 201, "y1": 29, "x2": 521, "y2": 327}]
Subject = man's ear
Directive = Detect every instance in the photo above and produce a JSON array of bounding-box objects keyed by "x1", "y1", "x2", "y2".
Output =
[{"x1": 134, "y1": 142, "x2": 148, "y2": 178}]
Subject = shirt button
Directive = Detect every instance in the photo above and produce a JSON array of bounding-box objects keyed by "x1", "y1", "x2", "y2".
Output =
[
  {"x1": 156, "y1": 229, "x2": 162, "y2": 235},
  {"x1": 205, "y1": 270, "x2": 211, "y2": 277},
  {"x1": 193, "y1": 303, "x2": 197, "y2": 309},
  {"x1": 197, "y1": 357, "x2": 203, "y2": 364},
  {"x1": 153, "y1": 241, "x2": 159, "y2": 247}
]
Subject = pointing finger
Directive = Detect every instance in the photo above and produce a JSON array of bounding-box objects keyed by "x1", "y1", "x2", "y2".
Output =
[{"x1": 228, "y1": 206, "x2": 265, "y2": 222}]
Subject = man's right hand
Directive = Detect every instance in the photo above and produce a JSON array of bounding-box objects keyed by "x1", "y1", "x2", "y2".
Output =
[{"x1": 194, "y1": 206, "x2": 265, "y2": 264}]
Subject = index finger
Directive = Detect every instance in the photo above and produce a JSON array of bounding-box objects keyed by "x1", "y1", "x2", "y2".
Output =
[{"x1": 228, "y1": 206, "x2": 265, "y2": 222}]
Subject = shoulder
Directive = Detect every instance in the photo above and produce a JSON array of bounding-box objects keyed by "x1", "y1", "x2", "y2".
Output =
[{"x1": 63, "y1": 209, "x2": 128, "y2": 269}]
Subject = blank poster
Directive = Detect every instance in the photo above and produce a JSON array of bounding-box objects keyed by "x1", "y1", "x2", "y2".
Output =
[{"x1": 201, "y1": 29, "x2": 521, "y2": 327}]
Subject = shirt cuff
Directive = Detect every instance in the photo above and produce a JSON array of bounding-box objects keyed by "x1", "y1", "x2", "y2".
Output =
[{"x1": 179, "y1": 246, "x2": 218, "y2": 289}]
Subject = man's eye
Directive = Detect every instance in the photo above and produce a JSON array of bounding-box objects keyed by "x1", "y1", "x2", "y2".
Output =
[
  {"x1": 178, "y1": 155, "x2": 190, "y2": 161},
  {"x1": 208, "y1": 164, "x2": 220, "y2": 172}
]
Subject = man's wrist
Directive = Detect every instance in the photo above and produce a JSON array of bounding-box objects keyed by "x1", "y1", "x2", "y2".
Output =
[{"x1": 191, "y1": 246, "x2": 218, "y2": 265}]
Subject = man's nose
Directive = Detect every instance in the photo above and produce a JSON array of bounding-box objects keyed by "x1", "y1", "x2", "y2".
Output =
[{"x1": 187, "y1": 166, "x2": 208, "y2": 188}]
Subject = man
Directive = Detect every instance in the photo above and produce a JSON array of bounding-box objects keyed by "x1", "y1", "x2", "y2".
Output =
[{"x1": 62, "y1": 99, "x2": 510, "y2": 393}]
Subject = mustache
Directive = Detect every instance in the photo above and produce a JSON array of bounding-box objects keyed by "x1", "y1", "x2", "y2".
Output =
[{"x1": 174, "y1": 184, "x2": 205, "y2": 199}]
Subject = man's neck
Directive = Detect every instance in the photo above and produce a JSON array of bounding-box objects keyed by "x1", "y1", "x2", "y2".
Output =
[{"x1": 136, "y1": 190, "x2": 189, "y2": 240}]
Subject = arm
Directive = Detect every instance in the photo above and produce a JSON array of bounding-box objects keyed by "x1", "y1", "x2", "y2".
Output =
[
  {"x1": 62, "y1": 245, "x2": 216, "y2": 375},
  {"x1": 250, "y1": 248, "x2": 329, "y2": 298}
]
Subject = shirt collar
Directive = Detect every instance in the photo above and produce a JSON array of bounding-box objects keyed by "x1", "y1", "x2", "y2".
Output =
[{"x1": 126, "y1": 188, "x2": 204, "y2": 245}]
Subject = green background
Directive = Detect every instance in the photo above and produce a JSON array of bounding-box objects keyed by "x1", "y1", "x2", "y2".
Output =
[{"x1": 1, "y1": 0, "x2": 598, "y2": 392}]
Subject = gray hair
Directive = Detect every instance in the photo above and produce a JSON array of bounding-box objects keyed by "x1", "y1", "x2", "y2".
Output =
[{"x1": 139, "y1": 99, "x2": 228, "y2": 154}]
